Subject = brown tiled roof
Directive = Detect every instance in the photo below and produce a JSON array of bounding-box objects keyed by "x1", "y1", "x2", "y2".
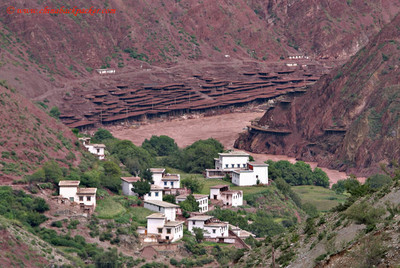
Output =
[
  {"x1": 59, "y1": 180, "x2": 80, "y2": 187},
  {"x1": 210, "y1": 185, "x2": 229, "y2": 189},
  {"x1": 77, "y1": 188, "x2": 97, "y2": 195},
  {"x1": 120, "y1": 177, "x2": 140, "y2": 183}
]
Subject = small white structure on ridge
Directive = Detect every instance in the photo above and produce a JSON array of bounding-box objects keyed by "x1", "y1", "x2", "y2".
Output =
[
  {"x1": 210, "y1": 185, "x2": 243, "y2": 207},
  {"x1": 121, "y1": 176, "x2": 140, "y2": 196},
  {"x1": 187, "y1": 215, "x2": 229, "y2": 238},
  {"x1": 144, "y1": 185, "x2": 163, "y2": 201},
  {"x1": 150, "y1": 168, "x2": 181, "y2": 189},
  {"x1": 231, "y1": 162, "x2": 268, "y2": 186},
  {"x1": 79, "y1": 137, "x2": 105, "y2": 160},
  {"x1": 58, "y1": 180, "x2": 97, "y2": 209},
  {"x1": 146, "y1": 213, "x2": 184, "y2": 242},
  {"x1": 143, "y1": 200, "x2": 179, "y2": 221}
]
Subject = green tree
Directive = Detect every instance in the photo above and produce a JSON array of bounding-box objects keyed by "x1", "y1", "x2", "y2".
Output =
[
  {"x1": 163, "y1": 194, "x2": 176, "y2": 204},
  {"x1": 179, "y1": 194, "x2": 199, "y2": 212},
  {"x1": 49, "y1": 106, "x2": 60, "y2": 119},
  {"x1": 94, "y1": 247, "x2": 118, "y2": 268},
  {"x1": 366, "y1": 174, "x2": 392, "y2": 189},
  {"x1": 100, "y1": 161, "x2": 122, "y2": 192},
  {"x1": 43, "y1": 161, "x2": 63, "y2": 183},
  {"x1": 181, "y1": 177, "x2": 203, "y2": 193},
  {"x1": 142, "y1": 135, "x2": 178, "y2": 156},
  {"x1": 132, "y1": 179, "x2": 151, "y2": 198},
  {"x1": 140, "y1": 169, "x2": 153, "y2": 183},
  {"x1": 192, "y1": 227, "x2": 204, "y2": 243},
  {"x1": 92, "y1": 128, "x2": 114, "y2": 143}
]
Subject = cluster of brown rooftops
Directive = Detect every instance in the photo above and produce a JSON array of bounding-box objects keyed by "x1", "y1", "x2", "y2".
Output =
[{"x1": 60, "y1": 66, "x2": 322, "y2": 129}]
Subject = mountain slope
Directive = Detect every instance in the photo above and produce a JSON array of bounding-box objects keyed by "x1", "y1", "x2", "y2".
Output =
[
  {"x1": 0, "y1": 81, "x2": 80, "y2": 183},
  {"x1": 1, "y1": 0, "x2": 399, "y2": 102},
  {"x1": 235, "y1": 13, "x2": 400, "y2": 176}
]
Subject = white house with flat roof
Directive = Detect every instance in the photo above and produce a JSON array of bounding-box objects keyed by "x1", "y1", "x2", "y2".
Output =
[
  {"x1": 176, "y1": 194, "x2": 209, "y2": 213},
  {"x1": 215, "y1": 151, "x2": 250, "y2": 170},
  {"x1": 150, "y1": 168, "x2": 181, "y2": 189},
  {"x1": 121, "y1": 177, "x2": 140, "y2": 196},
  {"x1": 146, "y1": 213, "x2": 184, "y2": 242},
  {"x1": 187, "y1": 215, "x2": 229, "y2": 238},
  {"x1": 79, "y1": 138, "x2": 105, "y2": 160},
  {"x1": 231, "y1": 162, "x2": 268, "y2": 186},
  {"x1": 58, "y1": 180, "x2": 97, "y2": 208},
  {"x1": 144, "y1": 185, "x2": 163, "y2": 201},
  {"x1": 210, "y1": 185, "x2": 243, "y2": 207},
  {"x1": 143, "y1": 200, "x2": 179, "y2": 221}
]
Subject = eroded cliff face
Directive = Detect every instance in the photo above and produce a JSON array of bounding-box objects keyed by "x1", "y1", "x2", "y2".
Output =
[{"x1": 235, "y1": 14, "x2": 400, "y2": 176}]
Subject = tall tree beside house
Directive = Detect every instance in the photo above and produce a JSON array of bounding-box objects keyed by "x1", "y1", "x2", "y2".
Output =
[
  {"x1": 91, "y1": 128, "x2": 115, "y2": 143},
  {"x1": 132, "y1": 179, "x2": 151, "y2": 198},
  {"x1": 140, "y1": 169, "x2": 154, "y2": 183},
  {"x1": 179, "y1": 194, "x2": 200, "y2": 212}
]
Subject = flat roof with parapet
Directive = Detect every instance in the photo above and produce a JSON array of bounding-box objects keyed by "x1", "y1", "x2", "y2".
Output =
[
  {"x1": 188, "y1": 215, "x2": 214, "y2": 221},
  {"x1": 59, "y1": 180, "x2": 80, "y2": 187},
  {"x1": 249, "y1": 161, "x2": 269, "y2": 166},
  {"x1": 120, "y1": 177, "x2": 140, "y2": 183},
  {"x1": 144, "y1": 200, "x2": 180, "y2": 208},
  {"x1": 210, "y1": 185, "x2": 230, "y2": 189},
  {"x1": 218, "y1": 151, "x2": 249, "y2": 157},
  {"x1": 146, "y1": 213, "x2": 165, "y2": 219},
  {"x1": 161, "y1": 174, "x2": 180, "y2": 181},
  {"x1": 176, "y1": 194, "x2": 208, "y2": 200},
  {"x1": 221, "y1": 190, "x2": 242, "y2": 195},
  {"x1": 205, "y1": 222, "x2": 229, "y2": 227},
  {"x1": 77, "y1": 188, "x2": 97, "y2": 195},
  {"x1": 150, "y1": 184, "x2": 163, "y2": 190},
  {"x1": 91, "y1": 144, "x2": 106, "y2": 148},
  {"x1": 164, "y1": 221, "x2": 184, "y2": 227},
  {"x1": 149, "y1": 168, "x2": 165, "y2": 173}
]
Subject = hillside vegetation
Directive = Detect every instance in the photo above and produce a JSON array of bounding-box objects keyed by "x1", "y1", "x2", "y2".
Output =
[{"x1": 0, "y1": 82, "x2": 80, "y2": 183}]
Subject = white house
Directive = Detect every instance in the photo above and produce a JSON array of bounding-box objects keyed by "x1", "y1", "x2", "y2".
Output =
[
  {"x1": 144, "y1": 185, "x2": 163, "y2": 201},
  {"x1": 79, "y1": 138, "x2": 105, "y2": 160},
  {"x1": 206, "y1": 151, "x2": 250, "y2": 178},
  {"x1": 231, "y1": 162, "x2": 268, "y2": 186},
  {"x1": 150, "y1": 168, "x2": 180, "y2": 189},
  {"x1": 214, "y1": 151, "x2": 250, "y2": 170},
  {"x1": 121, "y1": 177, "x2": 140, "y2": 196},
  {"x1": 96, "y1": 68, "x2": 116, "y2": 75},
  {"x1": 176, "y1": 194, "x2": 209, "y2": 213},
  {"x1": 146, "y1": 213, "x2": 184, "y2": 242},
  {"x1": 58, "y1": 180, "x2": 97, "y2": 208},
  {"x1": 187, "y1": 215, "x2": 229, "y2": 238},
  {"x1": 210, "y1": 185, "x2": 243, "y2": 207},
  {"x1": 143, "y1": 200, "x2": 179, "y2": 221}
]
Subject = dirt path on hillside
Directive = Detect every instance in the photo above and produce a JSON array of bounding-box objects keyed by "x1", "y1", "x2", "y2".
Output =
[{"x1": 110, "y1": 112, "x2": 365, "y2": 185}]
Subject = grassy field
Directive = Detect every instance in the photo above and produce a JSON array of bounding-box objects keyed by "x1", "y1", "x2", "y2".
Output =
[
  {"x1": 95, "y1": 197, "x2": 126, "y2": 219},
  {"x1": 292, "y1": 185, "x2": 348, "y2": 212}
]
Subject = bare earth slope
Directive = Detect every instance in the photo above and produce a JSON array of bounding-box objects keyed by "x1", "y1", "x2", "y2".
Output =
[
  {"x1": 0, "y1": 82, "x2": 80, "y2": 183},
  {"x1": 235, "y1": 13, "x2": 400, "y2": 176},
  {"x1": 0, "y1": 0, "x2": 399, "y2": 103}
]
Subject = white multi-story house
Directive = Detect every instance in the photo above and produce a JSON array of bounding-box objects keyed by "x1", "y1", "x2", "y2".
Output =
[
  {"x1": 214, "y1": 151, "x2": 250, "y2": 170},
  {"x1": 231, "y1": 162, "x2": 268, "y2": 186},
  {"x1": 187, "y1": 215, "x2": 229, "y2": 238},
  {"x1": 176, "y1": 194, "x2": 209, "y2": 213},
  {"x1": 58, "y1": 180, "x2": 97, "y2": 208},
  {"x1": 120, "y1": 177, "x2": 140, "y2": 196},
  {"x1": 79, "y1": 138, "x2": 105, "y2": 160},
  {"x1": 150, "y1": 168, "x2": 180, "y2": 189},
  {"x1": 146, "y1": 213, "x2": 184, "y2": 242},
  {"x1": 144, "y1": 185, "x2": 163, "y2": 201},
  {"x1": 209, "y1": 185, "x2": 243, "y2": 207},
  {"x1": 143, "y1": 200, "x2": 179, "y2": 221}
]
